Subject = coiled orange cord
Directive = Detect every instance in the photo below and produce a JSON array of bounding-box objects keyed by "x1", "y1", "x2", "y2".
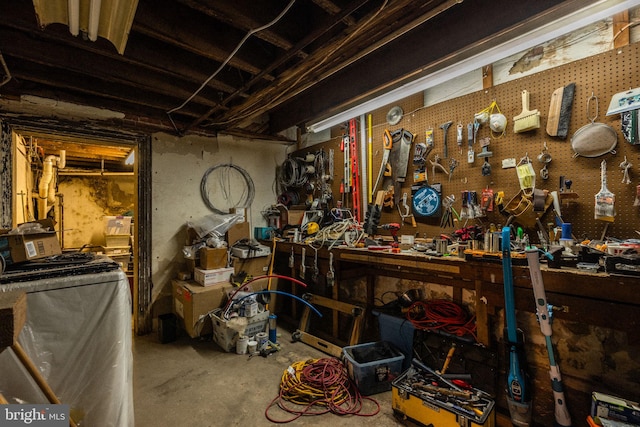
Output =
[{"x1": 406, "y1": 299, "x2": 477, "y2": 342}]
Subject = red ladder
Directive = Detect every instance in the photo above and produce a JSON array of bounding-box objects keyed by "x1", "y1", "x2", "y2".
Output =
[{"x1": 348, "y1": 118, "x2": 361, "y2": 222}]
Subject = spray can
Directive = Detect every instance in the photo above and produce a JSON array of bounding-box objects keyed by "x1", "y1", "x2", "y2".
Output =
[{"x1": 269, "y1": 314, "x2": 277, "y2": 344}]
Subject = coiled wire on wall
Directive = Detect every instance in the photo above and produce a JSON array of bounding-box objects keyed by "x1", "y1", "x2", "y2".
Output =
[
  {"x1": 200, "y1": 163, "x2": 255, "y2": 215},
  {"x1": 265, "y1": 358, "x2": 380, "y2": 423},
  {"x1": 406, "y1": 299, "x2": 477, "y2": 342},
  {"x1": 278, "y1": 157, "x2": 309, "y2": 188}
]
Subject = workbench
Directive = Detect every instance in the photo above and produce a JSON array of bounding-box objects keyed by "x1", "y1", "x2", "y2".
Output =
[{"x1": 272, "y1": 241, "x2": 640, "y2": 426}]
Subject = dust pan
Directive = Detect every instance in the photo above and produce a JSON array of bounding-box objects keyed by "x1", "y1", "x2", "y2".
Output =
[
  {"x1": 514, "y1": 89, "x2": 540, "y2": 133},
  {"x1": 594, "y1": 159, "x2": 615, "y2": 222}
]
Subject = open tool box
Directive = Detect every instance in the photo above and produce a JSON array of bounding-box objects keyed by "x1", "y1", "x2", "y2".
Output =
[{"x1": 392, "y1": 361, "x2": 495, "y2": 427}]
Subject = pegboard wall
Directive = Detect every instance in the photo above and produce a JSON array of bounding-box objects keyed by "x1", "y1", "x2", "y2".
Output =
[{"x1": 290, "y1": 41, "x2": 640, "y2": 242}]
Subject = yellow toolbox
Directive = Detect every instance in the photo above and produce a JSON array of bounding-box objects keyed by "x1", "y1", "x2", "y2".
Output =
[{"x1": 392, "y1": 366, "x2": 495, "y2": 427}]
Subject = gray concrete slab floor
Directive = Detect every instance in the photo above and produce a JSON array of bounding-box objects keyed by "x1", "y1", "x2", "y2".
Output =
[{"x1": 133, "y1": 331, "x2": 403, "y2": 426}]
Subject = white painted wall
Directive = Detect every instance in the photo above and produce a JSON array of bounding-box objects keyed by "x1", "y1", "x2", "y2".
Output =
[{"x1": 150, "y1": 132, "x2": 288, "y2": 303}]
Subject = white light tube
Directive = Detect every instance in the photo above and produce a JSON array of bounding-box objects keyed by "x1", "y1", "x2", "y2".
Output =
[
  {"x1": 307, "y1": 0, "x2": 640, "y2": 133},
  {"x1": 88, "y1": 0, "x2": 103, "y2": 41},
  {"x1": 68, "y1": 0, "x2": 80, "y2": 36}
]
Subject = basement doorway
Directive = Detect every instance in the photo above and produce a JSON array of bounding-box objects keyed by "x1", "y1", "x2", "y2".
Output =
[{"x1": 1, "y1": 119, "x2": 152, "y2": 335}]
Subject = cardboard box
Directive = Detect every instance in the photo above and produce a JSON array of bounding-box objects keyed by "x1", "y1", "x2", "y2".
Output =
[
  {"x1": 172, "y1": 280, "x2": 234, "y2": 338},
  {"x1": 210, "y1": 308, "x2": 269, "y2": 352},
  {"x1": 7, "y1": 232, "x2": 61, "y2": 262},
  {"x1": 227, "y1": 222, "x2": 250, "y2": 246},
  {"x1": 287, "y1": 209, "x2": 305, "y2": 226},
  {"x1": 194, "y1": 267, "x2": 234, "y2": 286},
  {"x1": 592, "y1": 392, "x2": 640, "y2": 425},
  {"x1": 232, "y1": 255, "x2": 271, "y2": 278},
  {"x1": 199, "y1": 247, "x2": 228, "y2": 270}
]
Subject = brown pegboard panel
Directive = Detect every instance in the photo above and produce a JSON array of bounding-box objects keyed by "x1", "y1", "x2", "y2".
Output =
[{"x1": 291, "y1": 42, "x2": 640, "y2": 242}]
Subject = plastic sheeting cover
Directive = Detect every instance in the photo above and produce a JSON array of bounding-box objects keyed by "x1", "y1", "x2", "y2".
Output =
[{"x1": 0, "y1": 267, "x2": 134, "y2": 426}]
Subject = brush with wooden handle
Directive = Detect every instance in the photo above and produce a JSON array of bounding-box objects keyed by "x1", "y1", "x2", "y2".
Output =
[{"x1": 514, "y1": 89, "x2": 540, "y2": 133}]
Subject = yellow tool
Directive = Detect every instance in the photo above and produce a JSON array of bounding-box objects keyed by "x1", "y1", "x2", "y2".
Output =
[
  {"x1": 440, "y1": 343, "x2": 456, "y2": 375},
  {"x1": 367, "y1": 114, "x2": 373, "y2": 203}
]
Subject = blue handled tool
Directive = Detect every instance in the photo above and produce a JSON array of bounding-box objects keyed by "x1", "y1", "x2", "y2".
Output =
[{"x1": 502, "y1": 226, "x2": 532, "y2": 426}]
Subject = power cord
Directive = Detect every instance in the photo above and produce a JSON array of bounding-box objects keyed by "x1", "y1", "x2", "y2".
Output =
[
  {"x1": 406, "y1": 299, "x2": 477, "y2": 342},
  {"x1": 265, "y1": 358, "x2": 380, "y2": 423}
]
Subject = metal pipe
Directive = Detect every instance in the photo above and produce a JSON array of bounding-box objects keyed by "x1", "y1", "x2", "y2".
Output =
[{"x1": 58, "y1": 171, "x2": 134, "y2": 176}]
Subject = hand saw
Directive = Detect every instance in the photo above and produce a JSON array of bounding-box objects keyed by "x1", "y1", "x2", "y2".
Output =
[{"x1": 371, "y1": 129, "x2": 392, "y2": 199}]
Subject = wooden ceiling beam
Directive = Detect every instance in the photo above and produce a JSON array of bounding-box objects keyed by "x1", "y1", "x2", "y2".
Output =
[
  {"x1": 0, "y1": 7, "x2": 243, "y2": 96},
  {"x1": 176, "y1": 0, "x2": 296, "y2": 51},
  {"x1": 5, "y1": 62, "x2": 211, "y2": 120},
  {"x1": 187, "y1": 0, "x2": 371, "y2": 130},
  {"x1": 133, "y1": 0, "x2": 275, "y2": 79},
  {"x1": 268, "y1": 0, "x2": 596, "y2": 132},
  {"x1": 1, "y1": 29, "x2": 225, "y2": 112},
  {"x1": 312, "y1": 0, "x2": 357, "y2": 26}
]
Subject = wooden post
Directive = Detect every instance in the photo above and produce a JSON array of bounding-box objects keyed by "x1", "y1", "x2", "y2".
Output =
[{"x1": 613, "y1": 11, "x2": 630, "y2": 49}]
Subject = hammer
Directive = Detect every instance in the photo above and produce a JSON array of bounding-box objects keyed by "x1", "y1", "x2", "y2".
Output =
[{"x1": 440, "y1": 121, "x2": 453, "y2": 158}]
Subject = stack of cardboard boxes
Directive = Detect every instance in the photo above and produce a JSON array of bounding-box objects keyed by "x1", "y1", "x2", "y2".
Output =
[{"x1": 171, "y1": 214, "x2": 272, "y2": 343}]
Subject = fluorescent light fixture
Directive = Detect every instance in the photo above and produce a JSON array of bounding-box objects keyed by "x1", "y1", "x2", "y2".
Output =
[
  {"x1": 307, "y1": 0, "x2": 640, "y2": 133},
  {"x1": 32, "y1": 0, "x2": 138, "y2": 54},
  {"x1": 88, "y1": 0, "x2": 102, "y2": 42},
  {"x1": 68, "y1": 0, "x2": 80, "y2": 36}
]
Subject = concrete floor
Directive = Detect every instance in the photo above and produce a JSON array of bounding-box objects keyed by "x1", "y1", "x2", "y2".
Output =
[{"x1": 133, "y1": 329, "x2": 404, "y2": 427}]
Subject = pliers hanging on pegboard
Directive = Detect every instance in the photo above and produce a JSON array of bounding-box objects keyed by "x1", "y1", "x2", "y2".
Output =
[{"x1": 440, "y1": 194, "x2": 459, "y2": 228}]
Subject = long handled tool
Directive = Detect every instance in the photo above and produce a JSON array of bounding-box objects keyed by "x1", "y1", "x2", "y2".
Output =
[
  {"x1": 525, "y1": 248, "x2": 572, "y2": 427},
  {"x1": 502, "y1": 226, "x2": 532, "y2": 426}
]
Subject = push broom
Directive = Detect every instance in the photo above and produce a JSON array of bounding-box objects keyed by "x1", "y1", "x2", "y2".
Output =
[{"x1": 514, "y1": 90, "x2": 541, "y2": 133}]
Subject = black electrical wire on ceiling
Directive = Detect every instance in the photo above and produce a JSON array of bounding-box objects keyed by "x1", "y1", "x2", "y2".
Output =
[{"x1": 200, "y1": 163, "x2": 255, "y2": 215}]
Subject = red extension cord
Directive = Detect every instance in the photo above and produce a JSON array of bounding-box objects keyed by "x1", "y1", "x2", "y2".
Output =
[{"x1": 406, "y1": 299, "x2": 477, "y2": 341}]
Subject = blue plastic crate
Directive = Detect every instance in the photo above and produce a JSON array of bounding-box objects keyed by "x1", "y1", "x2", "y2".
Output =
[
  {"x1": 343, "y1": 341, "x2": 405, "y2": 396},
  {"x1": 374, "y1": 311, "x2": 415, "y2": 371}
]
